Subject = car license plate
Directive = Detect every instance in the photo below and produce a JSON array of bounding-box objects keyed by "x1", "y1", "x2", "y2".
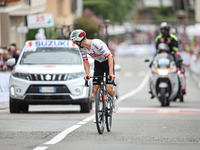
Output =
[{"x1": 39, "y1": 87, "x2": 56, "y2": 93}]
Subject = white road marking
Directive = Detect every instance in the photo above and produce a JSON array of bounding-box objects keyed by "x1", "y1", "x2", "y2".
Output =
[
  {"x1": 33, "y1": 147, "x2": 48, "y2": 150},
  {"x1": 44, "y1": 125, "x2": 81, "y2": 145},
  {"x1": 33, "y1": 115, "x2": 94, "y2": 149},
  {"x1": 77, "y1": 121, "x2": 87, "y2": 125},
  {"x1": 82, "y1": 114, "x2": 95, "y2": 122},
  {"x1": 33, "y1": 72, "x2": 150, "y2": 149},
  {"x1": 118, "y1": 71, "x2": 150, "y2": 103}
]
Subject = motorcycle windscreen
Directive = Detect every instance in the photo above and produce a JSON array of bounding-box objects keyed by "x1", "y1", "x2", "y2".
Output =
[
  {"x1": 157, "y1": 58, "x2": 170, "y2": 68},
  {"x1": 153, "y1": 53, "x2": 174, "y2": 68}
]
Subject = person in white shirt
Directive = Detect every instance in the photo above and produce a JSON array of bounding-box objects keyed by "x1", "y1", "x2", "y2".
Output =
[
  {"x1": 70, "y1": 29, "x2": 118, "y2": 122},
  {"x1": 35, "y1": 28, "x2": 46, "y2": 40}
]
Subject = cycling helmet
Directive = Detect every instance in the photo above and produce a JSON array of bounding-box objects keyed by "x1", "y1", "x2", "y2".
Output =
[
  {"x1": 158, "y1": 43, "x2": 169, "y2": 52},
  {"x1": 160, "y1": 22, "x2": 170, "y2": 33},
  {"x1": 70, "y1": 29, "x2": 86, "y2": 43}
]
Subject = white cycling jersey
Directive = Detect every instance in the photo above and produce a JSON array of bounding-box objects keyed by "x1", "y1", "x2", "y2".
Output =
[{"x1": 80, "y1": 39, "x2": 112, "y2": 63}]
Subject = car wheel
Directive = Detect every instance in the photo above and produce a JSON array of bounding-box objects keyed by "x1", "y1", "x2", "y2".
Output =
[
  {"x1": 90, "y1": 101, "x2": 93, "y2": 110},
  {"x1": 80, "y1": 100, "x2": 90, "y2": 113},
  {"x1": 10, "y1": 98, "x2": 20, "y2": 113}
]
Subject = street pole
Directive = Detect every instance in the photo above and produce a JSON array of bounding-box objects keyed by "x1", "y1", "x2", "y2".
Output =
[{"x1": 104, "y1": 19, "x2": 110, "y2": 46}]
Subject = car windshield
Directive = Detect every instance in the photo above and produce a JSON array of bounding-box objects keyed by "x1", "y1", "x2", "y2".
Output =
[{"x1": 20, "y1": 47, "x2": 82, "y2": 65}]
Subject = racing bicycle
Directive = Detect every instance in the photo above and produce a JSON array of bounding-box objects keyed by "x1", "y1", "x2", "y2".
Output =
[{"x1": 85, "y1": 75, "x2": 116, "y2": 134}]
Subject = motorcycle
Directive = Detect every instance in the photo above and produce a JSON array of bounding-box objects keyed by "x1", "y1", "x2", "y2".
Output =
[{"x1": 145, "y1": 50, "x2": 185, "y2": 107}]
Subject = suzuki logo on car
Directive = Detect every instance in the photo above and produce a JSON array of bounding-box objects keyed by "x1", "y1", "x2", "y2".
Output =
[
  {"x1": 45, "y1": 74, "x2": 51, "y2": 80},
  {"x1": 35, "y1": 41, "x2": 68, "y2": 47}
]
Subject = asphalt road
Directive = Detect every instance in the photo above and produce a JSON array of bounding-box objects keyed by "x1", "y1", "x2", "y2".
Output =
[{"x1": 0, "y1": 56, "x2": 200, "y2": 150}]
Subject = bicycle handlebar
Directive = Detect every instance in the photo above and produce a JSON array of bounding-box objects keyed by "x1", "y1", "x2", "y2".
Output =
[{"x1": 85, "y1": 75, "x2": 117, "y2": 87}]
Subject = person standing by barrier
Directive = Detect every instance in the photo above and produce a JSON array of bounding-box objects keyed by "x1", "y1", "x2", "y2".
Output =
[
  {"x1": 0, "y1": 49, "x2": 4, "y2": 71},
  {"x1": 0, "y1": 49, "x2": 8, "y2": 71}
]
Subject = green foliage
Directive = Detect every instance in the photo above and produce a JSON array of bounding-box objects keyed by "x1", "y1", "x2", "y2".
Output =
[
  {"x1": 83, "y1": 0, "x2": 135, "y2": 24},
  {"x1": 26, "y1": 28, "x2": 38, "y2": 40},
  {"x1": 75, "y1": 15, "x2": 99, "y2": 39},
  {"x1": 148, "y1": 7, "x2": 175, "y2": 20}
]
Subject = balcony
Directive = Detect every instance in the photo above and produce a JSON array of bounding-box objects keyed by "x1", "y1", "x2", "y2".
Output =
[
  {"x1": 0, "y1": 0, "x2": 46, "y2": 15},
  {"x1": 0, "y1": 0, "x2": 20, "y2": 6}
]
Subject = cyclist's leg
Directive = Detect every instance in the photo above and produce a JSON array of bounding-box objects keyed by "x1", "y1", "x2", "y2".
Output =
[
  {"x1": 93, "y1": 60, "x2": 104, "y2": 102},
  {"x1": 93, "y1": 85, "x2": 100, "y2": 102},
  {"x1": 104, "y1": 59, "x2": 118, "y2": 112},
  {"x1": 104, "y1": 58, "x2": 115, "y2": 97},
  {"x1": 106, "y1": 84, "x2": 115, "y2": 97}
]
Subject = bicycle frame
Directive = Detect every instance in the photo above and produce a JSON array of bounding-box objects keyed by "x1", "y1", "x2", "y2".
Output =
[{"x1": 85, "y1": 75, "x2": 115, "y2": 134}]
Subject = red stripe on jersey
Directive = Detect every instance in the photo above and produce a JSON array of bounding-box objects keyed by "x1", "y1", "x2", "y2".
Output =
[
  {"x1": 82, "y1": 56, "x2": 88, "y2": 61},
  {"x1": 91, "y1": 54, "x2": 102, "y2": 58},
  {"x1": 104, "y1": 53, "x2": 110, "y2": 58},
  {"x1": 83, "y1": 58, "x2": 88, "y2": 61}
]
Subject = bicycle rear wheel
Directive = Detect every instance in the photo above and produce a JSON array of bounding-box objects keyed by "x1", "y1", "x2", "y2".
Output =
[
  {"x1": 95, "y1": 88, "x2": 105, "y2": 134},
  {"x1": 106, "y1": 96, "x2": 112, "y2": 132}
]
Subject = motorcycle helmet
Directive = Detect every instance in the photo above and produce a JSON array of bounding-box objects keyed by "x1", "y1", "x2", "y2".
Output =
[
  {"x1": 160, "y1": 22, "x2": 170, "y2": 33},
  {"x1": 70, "y1": 29, "x2": 86, "y2": 44},
  {"x1": 158, "y1": 43, "x2": 169, "y2": 52}
]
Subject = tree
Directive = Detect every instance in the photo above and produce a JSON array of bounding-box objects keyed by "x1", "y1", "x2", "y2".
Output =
[
  {"x1": 75, "y1": 15, "x2": 99, "y2": 39},
  {"x1": 83, "y1": 0, "x2": 135, "y2": 24}
]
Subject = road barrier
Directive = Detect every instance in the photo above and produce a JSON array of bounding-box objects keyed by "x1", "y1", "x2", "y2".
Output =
[{"x1": 0, "y1": 72, "x2": 10, "y2": 109}]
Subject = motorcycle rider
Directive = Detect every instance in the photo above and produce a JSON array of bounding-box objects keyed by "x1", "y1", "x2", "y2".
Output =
[
  {"x1": 155, "y1": 22, "x2": 183, "y2": 69},
  {"x1": 149, "y1": 22, "x2": 185, "y2": 98}
]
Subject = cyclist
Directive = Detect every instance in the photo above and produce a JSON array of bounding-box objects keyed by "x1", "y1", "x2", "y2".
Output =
[{"x1": 70, "y1": 29, "x2": 118, "y2": 122}]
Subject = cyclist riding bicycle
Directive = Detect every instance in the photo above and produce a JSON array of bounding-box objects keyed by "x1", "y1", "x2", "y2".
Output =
[{"x1": 70, "y1": 29, "x2": 118, "y2": 122}]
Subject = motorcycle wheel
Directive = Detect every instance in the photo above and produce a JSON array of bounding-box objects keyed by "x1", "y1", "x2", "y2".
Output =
[
  {"x1": 160, "y1": 88, "x2": 170, "y2": 107},
  {"x1": 180, "y1": 90, "x2": 184, "y2": 102}
]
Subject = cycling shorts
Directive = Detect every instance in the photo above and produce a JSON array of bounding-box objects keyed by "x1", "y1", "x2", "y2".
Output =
[{"x1": 93, "y1": 59, "x2": 115, "y2": 85}]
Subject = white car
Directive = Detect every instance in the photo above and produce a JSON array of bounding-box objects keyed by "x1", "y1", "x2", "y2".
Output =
[{"x1": 8, "y1": 40, "x2": 93, "y2": 113}]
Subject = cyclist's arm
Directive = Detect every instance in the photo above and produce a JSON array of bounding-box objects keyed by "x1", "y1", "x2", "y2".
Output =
[
  {"x1": 80, "y1": 49, "x2": 90, "y2": 80},
  {"x1": 107, "y1": 56, "x2": 114, "y2": 75},
  {"x1": 107, "y1": 55, "x2": 115, "y2": 82},
  {"x1": 83, "y1": 61, "x2": 90, "y2": 77}
]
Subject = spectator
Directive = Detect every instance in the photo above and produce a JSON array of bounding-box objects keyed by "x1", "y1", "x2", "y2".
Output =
[
  {"x1": 0, "y1": 49, "x2": 4, "y2": 70},
  {"x1": 8, "y1": 43, "x2": 20, "y2": 63},
  {"x1": 0, "y1": 49, "x2": 8, "y2": 71},
  {"x1": 35, "y1": 28, "x2": 46, "y2": 40}
]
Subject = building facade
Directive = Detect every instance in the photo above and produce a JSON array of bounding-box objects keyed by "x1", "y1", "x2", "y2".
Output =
[
  {"x1": 42, "y1": 0, "x2": 82, "y2": 28},
  {"x1": 0, "y1": 0, "x2": 46, "y2": 49}
]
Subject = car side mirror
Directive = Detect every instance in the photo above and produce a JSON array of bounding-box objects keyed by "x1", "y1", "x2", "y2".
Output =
[
  {"x1": 144, "y1": 59, "x2": 150, "y2": 62},
  {"x1": 7, "y1": 58, "x2": 16, "y2": 66}
]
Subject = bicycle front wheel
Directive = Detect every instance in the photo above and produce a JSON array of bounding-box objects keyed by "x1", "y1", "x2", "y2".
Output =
[
  {"x1": 106, "y1": 96, "x2": 112, "y2": 132},
  {"x1": 95, "y1": 88, "x2": 105, "y2": 134}
]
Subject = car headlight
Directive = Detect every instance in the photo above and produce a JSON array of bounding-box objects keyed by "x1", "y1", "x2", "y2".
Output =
[
  {"x1": 68, "y1": 72, "x2": 84, "y2": 80},
  {"x1": 13, "y1": 72, "x2": 30, "y2": 80}
]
